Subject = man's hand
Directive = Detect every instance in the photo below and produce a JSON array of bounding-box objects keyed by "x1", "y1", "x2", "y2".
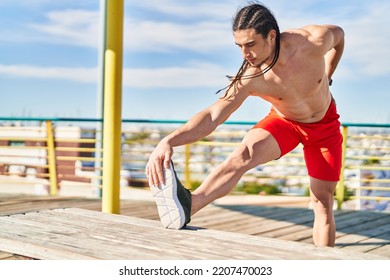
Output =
[{"x1": 145, "y1": 140, "x2": 173, "y2": 187}]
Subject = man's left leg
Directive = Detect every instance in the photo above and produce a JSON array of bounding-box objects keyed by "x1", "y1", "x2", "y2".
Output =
[{"x1": 309, "y1": 177, "x2": 337, "y2": 247}]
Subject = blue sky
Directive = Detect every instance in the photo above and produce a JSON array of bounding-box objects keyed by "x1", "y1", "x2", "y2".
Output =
[{"x1": 0, "y1": 0, "x2": 389, "y2": 124}]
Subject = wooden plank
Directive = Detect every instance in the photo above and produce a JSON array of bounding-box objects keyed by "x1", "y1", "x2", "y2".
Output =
[
  {"x1": 0, "y1": 195, "x2": 101, "y2": 216},
  {"x1": 0, "y1": 216, "x2": 211, "y2": 260},
  {"x1": 57, "y1": 208, "x2": 386, "y2": 260},
  {"x1": 190, "y1": 207, "x2": 260, "y2": 228},
  {"x1": 0, "y1": 208, "x2": 386, "y2": 260},
  {"x1": 186, "y1": 227, "x2": 382, "y2": 260},
  {"x1": 200, "y1": 206, "x2": 356, "y2": 239},
  {"x1": 335, "y1": 213, "x2": 390, "y2": 246},
  {"x1": 0, "y1": 250, "x2": 34, "y2": 260},
  {"x1": 3, "y1": 211, "x2": 218, "y2": 259},
  {"x1": 232, "y1": 211, "x2": 313, "y2": 235},
  {"x1": 261, "y1": 224, "x2": 312, "y2": 239},
  {"x1": 336, "y1": 222, "x2": 390, "y2": 250},
  {"x1": 293, "y1": 211, "x2": 384, "y2": 243},
  {"x1": 335, "y1": 211, "x2": 388, "y2": 233},
  {"x1": 368, "y1": 242, "x2": 390, "y2": 256},
  {"x1": 189, "y1": 206, "x2": 309, "y2": 238},
  {"x1": 0, "y1": 251, "x2": 15, "y2": 259},
  {"x1": 0, "y1": 209, "x2": 290, "y2": 258},
  {"x1": 350, "y1": 233, "x2": 390, "y2": 253}
]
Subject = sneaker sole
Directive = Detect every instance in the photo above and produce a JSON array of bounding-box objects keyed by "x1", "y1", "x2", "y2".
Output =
[{"x1": 150, "y1": 164, "x2": 185, "y2": 229}]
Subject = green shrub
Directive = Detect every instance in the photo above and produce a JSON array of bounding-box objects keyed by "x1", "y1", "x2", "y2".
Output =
[
  {"x1": 189, "y1": 180, "x2": 280, "y2": 195},
  {"x1": 236, "y1": 181, "x2": 281, "y2": 195}
]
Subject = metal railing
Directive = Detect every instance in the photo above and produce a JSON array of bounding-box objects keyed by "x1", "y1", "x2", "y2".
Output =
[
  {"x1": 336, "y1": 123, "x2": 390, "y2": 211},
  {"x1": 0, "y1": 118, "x2": 102, "y2": 196},
  {"x1": 0, "y1": 117, "x2": 389, "y2": 211}
]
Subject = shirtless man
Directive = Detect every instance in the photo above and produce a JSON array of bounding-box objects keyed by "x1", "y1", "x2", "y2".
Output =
[{"x1": 146, "y1": 3, "x2": 344, "y2": 247}]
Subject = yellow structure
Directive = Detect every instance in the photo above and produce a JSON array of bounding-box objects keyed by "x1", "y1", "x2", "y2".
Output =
[
  {"x1": 102, "y1": 0, "x2": 124, "y2": 214},
  {"x1": 335, "y1": 126, "x2": 348, "y2": 209}
]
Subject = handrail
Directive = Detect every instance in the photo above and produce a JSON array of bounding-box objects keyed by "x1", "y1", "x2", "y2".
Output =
[
  {"x1": 341, "y1": 122, "x2": 390, "y2": 128},
  {"x1": 1, "y1": 116, "x2": 390, "y2": 127}
]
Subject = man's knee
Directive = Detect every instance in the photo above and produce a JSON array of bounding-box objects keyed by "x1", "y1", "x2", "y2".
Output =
[
  {"x1": 224, "y1": 133, "x2": 280, "y2": 173},
  {"x1": 311, "y1": 196, "x2": 334, "y2": 212},
  {"x1": 225, "y1": 145, "x2": 254, "y2": 172},
  {"x1": 310, "y1": 191, "x2": 336, "y2": 218},
  {"x1": 310, "y1": 178, "x2": 337, "y2": 210}
]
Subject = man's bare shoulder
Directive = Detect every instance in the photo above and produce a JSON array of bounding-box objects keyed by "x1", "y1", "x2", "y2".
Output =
[
  {"x1": 285, "y1": 25, "x2": 330, "y2": 42},
  {"x1": 283, "y1": 25, "x2": 333, "y2": 55}
]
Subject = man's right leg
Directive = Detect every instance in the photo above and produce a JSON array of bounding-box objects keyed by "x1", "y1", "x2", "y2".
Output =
[{"x1": 190, "y1": 128, "x2": 281, "y2": 215}]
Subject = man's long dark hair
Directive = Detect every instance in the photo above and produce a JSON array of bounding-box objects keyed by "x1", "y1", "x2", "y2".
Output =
[{"x1": 218, "y1": 2, "x2": 281, "y2": 99}]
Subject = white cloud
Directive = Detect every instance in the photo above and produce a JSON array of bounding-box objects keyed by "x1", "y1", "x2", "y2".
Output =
[
  {"x1": 0, "y1": 64, "x2": 97, "y2": 83},
  {"x1": 28, "y1": 9, "x2": 100, "y2": 48},
  {"x1": 124, "y1": 19, "x2": 232, "y2": 52},
  {"x1": 0, "y1": 0, "x2": 96, "y2": 8},
  {"x1": 0, "y1": 63, "x2": 228, "y2": 89},
  {"x1": 32, "y1": 9, "x2": 234, "y2": 52},
  {"x1": 5, "y1": 7, "x2": 233, "y2": 53},
  {"x1": 123, "y1": 62, "x2": 227, "y2": 88},
  {"x1": 129, "y1": 0, "x2": 239, "y2": 20}
]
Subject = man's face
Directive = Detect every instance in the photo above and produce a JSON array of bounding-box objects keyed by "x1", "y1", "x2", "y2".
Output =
[{"x1": 233, "y1": 28, "x2": 274, "y2": 67}]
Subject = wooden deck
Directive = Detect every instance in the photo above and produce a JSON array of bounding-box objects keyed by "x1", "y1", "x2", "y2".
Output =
[{"x1": 0, "y1": 193, "x2": 389, "y2": 259}]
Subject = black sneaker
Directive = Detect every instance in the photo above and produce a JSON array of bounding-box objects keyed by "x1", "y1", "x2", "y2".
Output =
[{"x1": 150, "y1": 161, "x2": 191, "y2": 229}]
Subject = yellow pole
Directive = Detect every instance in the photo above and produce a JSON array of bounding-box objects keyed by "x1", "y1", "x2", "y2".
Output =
[
  {"x1": 45, "y1": 120, "x2": 58, "y2": 195},
  {"x1": 336, "y1": 126, "x2": 348, "y2": 209},
  {"x1": 102, "y1": 0, "x2": 124, "y2": 214}
]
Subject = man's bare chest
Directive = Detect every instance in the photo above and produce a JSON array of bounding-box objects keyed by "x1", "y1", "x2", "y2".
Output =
[{"x1": 249, "y1": 58, "x2": 326, "y2": 101}]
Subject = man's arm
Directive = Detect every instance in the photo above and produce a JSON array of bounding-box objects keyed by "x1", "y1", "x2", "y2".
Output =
[
  {"x1": 164, "y1": 97, "x2": 244, "y2": 146},
  {"x1": 146, "y1": 88, "x2": 249, "y2": 186},
  {"x1": 303, "y1": 25, "x2": 345, "y2": 82},
  {"x1": 323, "y1": 25, "x2": 345, "y2": 81}
]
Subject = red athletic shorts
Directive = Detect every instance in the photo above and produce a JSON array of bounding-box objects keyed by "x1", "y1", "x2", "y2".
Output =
[{"x1": 253, "y1": 100, "x2": 343, "y2": 181}]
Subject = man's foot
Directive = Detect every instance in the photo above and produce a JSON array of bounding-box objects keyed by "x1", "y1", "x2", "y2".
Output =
[{"x1": 150, "y1": 162, "x2": 191, "y2": 229}]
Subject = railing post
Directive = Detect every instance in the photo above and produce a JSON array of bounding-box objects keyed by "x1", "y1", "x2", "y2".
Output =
[
  {"x1": 184, "y1": 144, "x2": 191, "y2": 189},
  {"x1": 45, "y1": 120, "x2": 58, "y2": 195},
  {"x1": 335, "y1": 125, "x2": 349, "y2": 209}
]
